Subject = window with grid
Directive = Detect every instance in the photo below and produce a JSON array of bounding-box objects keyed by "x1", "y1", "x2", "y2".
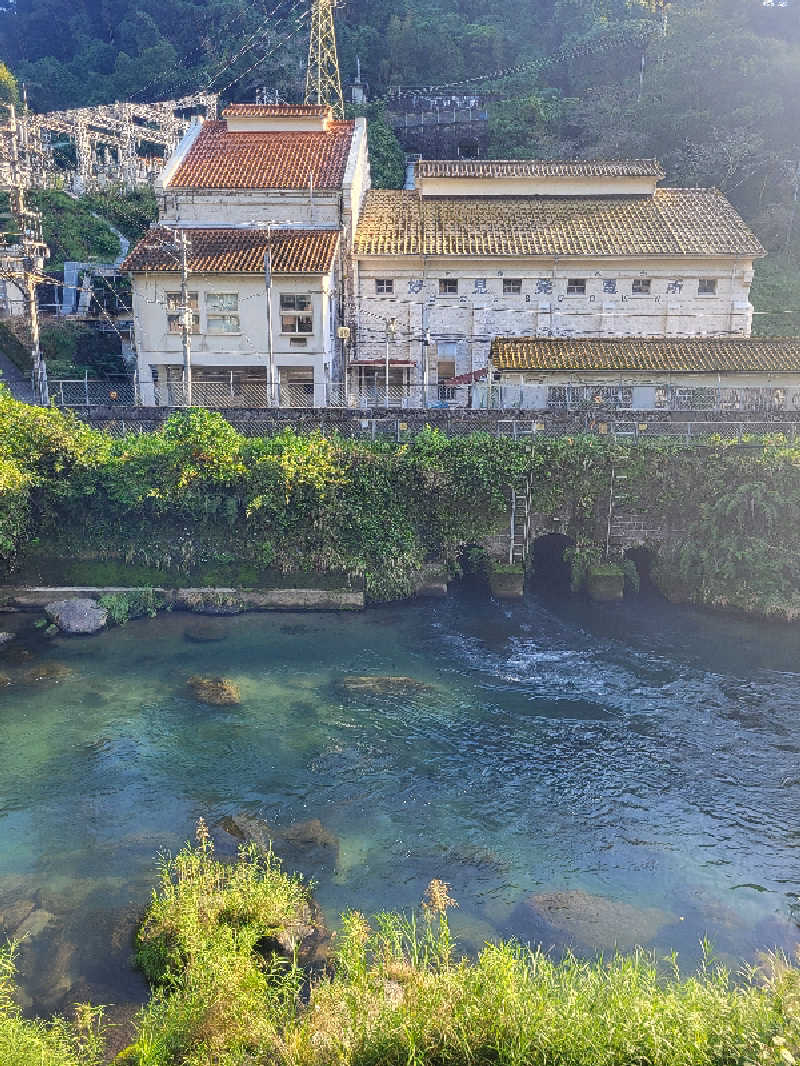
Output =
[
  {"x1": 439, "y1": 278, "x2": 458, "y2": 295},
  {"x1": 206, "y1": 293, "x2": 239, "y2": 333},
  {"x1": 503, "y1": 278, "x2": 522, "y2": 295},
  {"x1": 166, "y1": 292, "x2": 199, "y2": 334},
  {"x1": 698, "y1": 278, "x2": 717, "y2": 295},
  {"x1": 375, "y1": 278, "x2": 394, "y2": 294},
  {"x1": 632, "y1": 279, "x2": 652, "y2": 295},
  {"x1": 437, "y1": 358, "x2": 456, "y2": 400},
  {"x1": 566, "y1": 279, "x2": 586, "y2": 295},
  {"x1": 280, "y1": 293, "x2": 313, "y2": 333}
]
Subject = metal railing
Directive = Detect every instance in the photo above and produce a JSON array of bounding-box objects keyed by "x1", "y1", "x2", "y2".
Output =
[{"x1": 46, "y1": 377, "x2": 800, "y2": 417}]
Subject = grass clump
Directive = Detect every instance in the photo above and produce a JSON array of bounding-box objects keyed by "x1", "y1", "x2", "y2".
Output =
[
  {"x1": 122, "y1": 833, "x2": 800, "y2": 1066},
  {"x1": 0, "y1": 946, "x2": 105, "y2": 1066},
  {"x1": 98, "y1": 589, "x2": 167, "y2": 625}
]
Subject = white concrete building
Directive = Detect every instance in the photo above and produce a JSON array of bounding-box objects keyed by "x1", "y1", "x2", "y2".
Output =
[
  {"x1": 124, "y1": 104, "x2": 369, "y2": 405},
  {"x1": 352, "y1": 160, "x2": 766, "y2": 404},
  {"x1": 489, "y1": 336, "x2": 800, "y2": 412}
]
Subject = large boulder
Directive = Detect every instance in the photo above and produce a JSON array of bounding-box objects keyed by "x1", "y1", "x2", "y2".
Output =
[
  {"x1": 45, "y1": 598, "x2": 108, "y2": 635},
  {"x1": 514, "y1": 889, "x2": 673, "y2": 952}
]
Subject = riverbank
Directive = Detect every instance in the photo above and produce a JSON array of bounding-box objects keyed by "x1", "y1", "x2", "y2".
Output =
[
  {"x1": 1, "y1": 390, "x2": 799, "y2": 618},
  {"x1": 3, "y1": 829, "x2": 800, "y2": 1066}
]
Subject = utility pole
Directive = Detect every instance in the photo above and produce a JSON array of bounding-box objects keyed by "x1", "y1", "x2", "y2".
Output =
[
  {"x1": 177, "y1": 230, "x2": 192, "y2": 405},
  {"x1": 1, "y1": 100, "x2": 49, "y2": 402},
  {"x1": 263, "y1": 226, "x2": 275, "y2": 406},
  {"x1": 305, "y1": 0, "x2": 344, "y2": 118}
]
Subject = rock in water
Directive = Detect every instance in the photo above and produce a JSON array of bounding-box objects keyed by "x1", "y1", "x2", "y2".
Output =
[
  {"x1": 219, "y1": 813, "x2": 340, "y2": 870},
  {"x1": 22, "y1": 662, "x2": 73, "y2": 684},
  {"x1": 0, "y1": 632, "x2": 15, "y2": 647},
  {"x1": 187, "y1": 675, "x2": 241, "y2": 705},
  {"x1": 184, "y1": 621, "x2": 229, "y2": 643},
  {"x1": 518, "y1": 889, "x2": 673, "y2": 951},
  {"x1": 339, "y1": 675, "x2": 434, "y2": 698},
  {"x1": 45, "y1": 598, "x2": 108, "y2": 635}
]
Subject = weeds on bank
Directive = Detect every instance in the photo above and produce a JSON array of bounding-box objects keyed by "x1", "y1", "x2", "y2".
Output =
[
  {"x1": 0, "y1": 945, "x2": 104, "y2": 1066},
  {"x1": 4, "y1": 828, "x2": 800, "y2": 1065}
]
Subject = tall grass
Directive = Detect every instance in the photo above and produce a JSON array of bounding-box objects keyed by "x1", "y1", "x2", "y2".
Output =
[{"x1": 0, "y1": 946, "x2": 104, "y2": 1066}]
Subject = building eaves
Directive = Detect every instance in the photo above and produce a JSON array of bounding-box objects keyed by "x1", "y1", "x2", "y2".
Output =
[{"x1": 417, "y1": 159, "x2": 665, "y2": 179}]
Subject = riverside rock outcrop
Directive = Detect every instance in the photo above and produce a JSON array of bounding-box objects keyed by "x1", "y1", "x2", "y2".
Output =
[{"x1": 45, "y1": 598, "x2": 108, "y2": 634}]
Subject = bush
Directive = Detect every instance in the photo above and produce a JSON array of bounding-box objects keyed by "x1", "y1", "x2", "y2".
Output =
[{"x1": 98, "y1": 588, "x2": 167, "y2": 625}]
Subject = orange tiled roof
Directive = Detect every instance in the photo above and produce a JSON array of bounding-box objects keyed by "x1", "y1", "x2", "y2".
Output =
[
  {"x1": 353, "y1": 189, "x2": 765, "y2": 258},
  {"x1": 167, "y1": 119, "x2": 355, "y2": 189},
  {"x1": 417, "y1": 159, "x2": 665, "y2": 179},
  {"x1": 221, "y1": 103, "x2": 332, "y2": 118},
  {"x1": 122, "y1": 227, "x2": 340, "y2": 275},
  {"x1": 491, "y1": 337, "x2": 800, "y2": 373}
]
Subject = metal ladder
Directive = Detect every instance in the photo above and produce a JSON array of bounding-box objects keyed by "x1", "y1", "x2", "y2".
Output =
[{"x1": 510, "y1": 476, "x2": 531, "y2": 564}]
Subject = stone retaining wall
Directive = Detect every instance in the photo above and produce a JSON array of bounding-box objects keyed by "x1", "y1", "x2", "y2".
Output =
[{"x1": 2, "y1": 585, "x2": 365, "y2": 611}]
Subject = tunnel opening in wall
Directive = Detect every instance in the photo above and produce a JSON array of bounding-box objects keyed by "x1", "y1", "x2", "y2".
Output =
[
  {"x1": 531, "y1": 533, "x2": 575, "y2": 591},
  {"x1": 624, "y1": 546, "x2": 660, "y2": 596}
]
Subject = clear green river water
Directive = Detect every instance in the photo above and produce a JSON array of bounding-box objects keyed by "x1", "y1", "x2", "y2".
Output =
[{"x1": 0, "y1": 586, "x2": 798, "y2": 1017}]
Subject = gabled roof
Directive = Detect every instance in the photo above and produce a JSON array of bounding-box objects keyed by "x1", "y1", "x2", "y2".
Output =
[
  {"x1": 221, "y1": 104, "x2": 332, "y2": 118},
  {"x1": 166, "y1": 118, "x2": 355, "y2": 190},
  {"x1": 491, "y1": 337, "x2": 800, "y2": 373},
  {"x1": 417, "y1": 159, "x2": 665, "y2": 179},
  {"x1": 122, "y1": 227, "x2": 340, "y2": 275},
  {"x1": 353, "y1": 189, "x2": 765, "y2": 258}
]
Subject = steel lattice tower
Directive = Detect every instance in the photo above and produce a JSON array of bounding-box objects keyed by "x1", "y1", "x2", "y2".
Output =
[{"x1": 304, "y1": 0, "x2": 344, "y2": 119}]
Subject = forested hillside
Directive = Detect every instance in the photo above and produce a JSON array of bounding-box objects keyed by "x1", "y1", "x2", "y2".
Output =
[{"x1": 1, "y1": 0, "x2": 800, "y2": 260}]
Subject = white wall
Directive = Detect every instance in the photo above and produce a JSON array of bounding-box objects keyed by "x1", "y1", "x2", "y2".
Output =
[
  {"x1": 353, "y1": 256, "x2": 756, "y2": 382},
  {"x1": 132, "y1": 269, "x2": 336, "y2": 405}
]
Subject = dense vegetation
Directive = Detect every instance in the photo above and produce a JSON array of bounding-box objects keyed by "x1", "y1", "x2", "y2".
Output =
[
  {"x1": 1, "y1": 389, "x2": 799, "y2": 615},
  {"x1": 4, "y1": 828, "x2": 800, "y2": 1065}
]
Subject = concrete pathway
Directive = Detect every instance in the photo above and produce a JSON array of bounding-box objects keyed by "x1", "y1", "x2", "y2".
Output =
[{"x1": 0, "y1": 346, "x2": 34, "y2": 403}]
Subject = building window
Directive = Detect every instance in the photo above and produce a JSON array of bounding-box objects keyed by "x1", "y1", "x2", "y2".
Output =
[
  {"x1": 699, "y1": 278, "x2": 717, "y2": 295},
  {"x1": 632, "y1": 279, "x2": 652, "y2": 295},
  {"x1": 166, "y1": 292, "x2": 199, "y2": 334},
  {"x1": 289, "y1": 337, "x2": 308, "y2": 347},
  {"x1": 439, "y1": 278, "x2": 459, "y2": 295},
  {"x1": 375, "y1": 278, "x2": 394, "y2": 295},
  {"x1": 280, "y1": 293, "x2": 313, "y2": 334},
  {"x1": 206, "y1": 293, "x2": 239, "y2": 333},
  {"x1": 566, "y1": 279, "x2": 586, "y2": 296},
  {"x1": 503, "y1": 279, "x2": 522, "y2": 295}
]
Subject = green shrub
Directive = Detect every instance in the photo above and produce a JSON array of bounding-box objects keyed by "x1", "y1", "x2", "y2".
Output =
[{"x1": 98, "y1": 588, "x2": 167, "y2": 625}]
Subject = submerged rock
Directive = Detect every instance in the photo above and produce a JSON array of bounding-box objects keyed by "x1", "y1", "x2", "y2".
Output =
[
  {"x1": 22, "y1": 662, "x2": 73, "y2": 684},
  {"x1": 184, "y1": 621, "x2": 229, "y2": 643},
  {"x1": 339, "y1": 675, "x2": 435, "y2": 698},
  {"x1": 0, "y1": 631, "x2": 15, "y2": 647},
  {"x1": 0, "y1": 672, "x2": 9, "y2": 687},
  {"x1": 220, "y1": 812, "x2": 340, "y2": 871},
  {"x1": 187, "y1": 675, "x2": 241, "y2": 705},
  {"x1": 518, "y1": 889, "x2": 673, "y2": 951},
  {"x1": 45, "y1": 598, "x2": 108, "y2": 635},
  {"x1": 0, "y1": 898, "x2": 36, "y2": 934}
]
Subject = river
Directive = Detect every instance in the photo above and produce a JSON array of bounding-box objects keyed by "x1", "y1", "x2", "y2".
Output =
[{"x1": 0, "y1": 585, "x2": 798, "y2": 1017}]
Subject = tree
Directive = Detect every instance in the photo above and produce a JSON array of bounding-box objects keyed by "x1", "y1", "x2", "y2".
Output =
[{"x1": 0, "y1": 60, "x2": 17, "y2": 104}]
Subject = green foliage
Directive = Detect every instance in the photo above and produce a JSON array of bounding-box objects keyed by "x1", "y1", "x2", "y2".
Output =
[
  {"x1": 29, "y1": 190, "x2": 120, "y2": 272},
  {"x1": 39, "y1": 320, "x2": 125, "y2": 379},
  {"x1": 0, "y1": 946, "x2": 105, "y2": 1066},
  {"x1": 0, "y1": 61, "x2": 18, "y2": 104},
  {"x1": 0, "y1": 320, "x2": 31, "y2": 375},
  {"x1": 98, "y1": 588, "x2": 167, "y2": 624},
  {"x1": 121, "y1": 844, "x2": 800, "y2": 1066},
  {"x1": 750, "y1": 259, "x2": 800, "y2": 338},
  {"x1": 350, "y1": 104, "x2": 405, "y2": 190},
  {"x1": 82, "y1": 188, "x2": 158, "y2": 243}
]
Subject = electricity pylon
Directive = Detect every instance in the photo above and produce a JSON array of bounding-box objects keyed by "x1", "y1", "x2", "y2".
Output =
[{"x1": 304, "y1": 0, "x2": 344, "y2": 119}]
